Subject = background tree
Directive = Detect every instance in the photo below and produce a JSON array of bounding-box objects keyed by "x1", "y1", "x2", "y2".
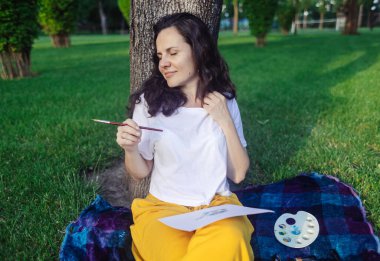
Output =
[
  {"x1": 98, "y1": 0, "x2": 108, "y2": 34},
  {"x1": 76, "y1": 0, "x2": 126, "y2": 34},
  {"x1": 277, "y1": 0, "x2": 297, "y2": 34},
  {"x1": 292, "y1": 0, "x2": 302, "y2": 34},
  {"x1": 0, "y1": 0, "x2": 39, "y2": 79},
  {"x1": 368, "y1": 0, "x2": 380, "y2": 29},
  {"x1": 97, "y1": 0, "x2": 119, "y2": 34},
  {"x1": 126, "y1": 0, "x2": 223, "y2": 202},
  {"x1": 299, "y1": 0, "x2": 313, "y2": 28},
  {"x1": 222, "y1": 0, "x2": 245, "y2": 32},
  {"x1": 334, "y1": 0, "x2": 372, "y2": 34},
  {"x1": 342, "y1": 0, "x2": 360, "y2": 34},
  {"x1": 316, "y1": 0, "x2": 327, "y2": 29},
  {"x1": 38, "y1": 0, "x2": 78, "y2": 47},
  {"x1": 233, "y1": 0, "x2": 239, "y2": 34},
  {"x1": 243, "y1": 0, "x2": 279, "y2": 47}
]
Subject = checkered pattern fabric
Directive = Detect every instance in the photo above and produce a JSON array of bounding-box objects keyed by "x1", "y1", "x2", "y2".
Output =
[
  {"x1": 60, "y1": 173, "x2": 380, "y2": 260},
  {"x1": 235, "y1": 173, "x2": 380, "y2": 260}
]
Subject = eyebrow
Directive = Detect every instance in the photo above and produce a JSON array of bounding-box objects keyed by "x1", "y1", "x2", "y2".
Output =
[{"x1": 157, "y1": 47, "x2": 179, "y2": 55}]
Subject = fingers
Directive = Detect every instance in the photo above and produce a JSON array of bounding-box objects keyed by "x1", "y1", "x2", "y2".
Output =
[
  {"x1": 123, "y1": 118, "x2": 140, "y2": 130},
  {"x1": 116, "y1": 119, "x2": 142, "y2": 150},
  {"x1": 203, "y1": 91, "x2": 225, "y2": 106}
]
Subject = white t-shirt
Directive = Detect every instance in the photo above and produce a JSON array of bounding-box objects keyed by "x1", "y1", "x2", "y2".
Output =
[{"x1": 132, "y1": 94, "x2": 247, "y2": 207}]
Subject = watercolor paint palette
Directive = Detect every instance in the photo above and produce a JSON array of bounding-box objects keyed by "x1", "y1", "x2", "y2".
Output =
[{"x1": 274, "y1": 211, "x2": 319, "y2": 248}]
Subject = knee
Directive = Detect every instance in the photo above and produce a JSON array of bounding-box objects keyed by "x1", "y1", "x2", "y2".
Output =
[{"x1": 214, "y1": 217, "x2": 252, "y2": 242}]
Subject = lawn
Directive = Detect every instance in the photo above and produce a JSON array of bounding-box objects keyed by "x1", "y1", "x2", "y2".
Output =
[{"x1": 0, "y1": 29, "x2": 379, "y2": 259}]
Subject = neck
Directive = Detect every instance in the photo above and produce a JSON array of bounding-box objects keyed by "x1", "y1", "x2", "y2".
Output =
[
  {"x1": 182, "y1": 84, "x2": 203, "y2": 108},
  {"x1": 182, "y1": 78, "x2": 199, "y2": 102}
]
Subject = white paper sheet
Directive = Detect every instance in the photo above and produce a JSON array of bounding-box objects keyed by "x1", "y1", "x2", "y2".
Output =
[{"x1": 159, "y1": 204, "x2": 274, "y2": 231}]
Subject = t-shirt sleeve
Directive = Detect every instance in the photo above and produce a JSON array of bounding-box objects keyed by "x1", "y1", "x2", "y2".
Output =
[
  {"x1": 132, "y1": 95, "x2": 154, "y2": 160},
  {"x1": 227, "y1": 98, "x2": 247, "y2": 147}
]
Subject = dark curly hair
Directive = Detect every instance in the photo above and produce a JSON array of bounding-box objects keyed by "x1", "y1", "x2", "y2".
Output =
[{"x1": 129, "y1": 12, "x2": 236, "y2": 117}]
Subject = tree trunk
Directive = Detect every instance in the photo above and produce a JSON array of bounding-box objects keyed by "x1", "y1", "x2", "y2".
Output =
[
  {"x1": 368, "y1": 11, "x2": 376, "y2": 31},
  {"x1": 292, "y1": 14, "x2": 299, "y2": 35},
  {"x1": 99, "y1": 0, "x2": 108, "y2": 35},
  {"x1": 292, "y1": 0, "x2": 299, "y2": 35},
  {"x1": 0, "y1": 48, "x2": 32, "y2": 79},
  {"x1": 281, "y1": 28, "x2": 289, "y2": 35},
  {"x1": 357, "y1": 4, "x2": 363, "y2": 28},
  {"x1": 233, "y1": 0, "x2": 239, "y2": 35},
  {"x1": 302, "y1": 9, "x2": 307, "y2": 28},
  {"x1": 51, "y1": 34, "x2": 71, "y2": 48},
  {"x1": 255, "y1": 36, "x2": 266, "y2": 47},
  {"x1": 343, "y1": 0, "x2": 359, "y2": 35},
  {"x1": 128, "y1": 0, "x2": 223, "y2": 202},
  {"x1": 319, "y1": 12, "x2": 324, "y2": 30}
]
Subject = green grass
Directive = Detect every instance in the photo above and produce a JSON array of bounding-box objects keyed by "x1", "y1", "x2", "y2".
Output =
[{"x1": 1, "y1": 29, "x2": 379, "y2": 259}]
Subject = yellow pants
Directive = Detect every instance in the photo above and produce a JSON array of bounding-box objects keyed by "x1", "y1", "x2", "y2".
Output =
[{"x1": 130, "y1": 193, "x2": 254, "y2": 261}]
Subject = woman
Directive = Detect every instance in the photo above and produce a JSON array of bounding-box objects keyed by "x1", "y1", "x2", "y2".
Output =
[{"x1": 116, "y1": 12, "x2": 254, "y2": 261}]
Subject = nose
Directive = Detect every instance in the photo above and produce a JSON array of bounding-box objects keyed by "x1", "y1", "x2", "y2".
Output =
[{"x1": 159, "y1": 56, "x2": 170, "y2": 68}]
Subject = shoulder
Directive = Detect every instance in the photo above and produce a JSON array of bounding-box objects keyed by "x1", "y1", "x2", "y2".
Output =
[
  {"x1": 133, "y1": 93, "x2": 151, "y2": 117},
  {"x1": 226, "y1": 97, "x2": 238, "y2": 112},
  {"x1": 136, "y1": 93, "x2": 149, "y2": 108}
]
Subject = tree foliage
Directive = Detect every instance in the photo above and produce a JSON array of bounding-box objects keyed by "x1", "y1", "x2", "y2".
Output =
[
  {"x1": 38, "y1": 0, "x2": 78, "y2": 36},
  {"x1": 118, "y1": 0, "x2": 130, "y2": 23},
  {"x1": 277, "y1": 0, "x2": 296, "y2": 33},
  {"x1": 243, "y1": 0, "x2": 278, "y2": 46},
  {"x1": 334, "y1": 0, "x2": 372, "y2": 8},
  {"x1": 0, "y1": 0, "x2": 39, "y2": 53}
]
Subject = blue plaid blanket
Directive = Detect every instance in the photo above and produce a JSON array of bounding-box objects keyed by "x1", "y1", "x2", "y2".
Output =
[{"x1": 60, "y1": 173, "x2": 380, "y2": 260}]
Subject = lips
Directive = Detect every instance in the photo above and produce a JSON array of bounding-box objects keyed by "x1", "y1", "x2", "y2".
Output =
[{"x1": 164, "y1": 71, "x2": 176, "y2": 78}]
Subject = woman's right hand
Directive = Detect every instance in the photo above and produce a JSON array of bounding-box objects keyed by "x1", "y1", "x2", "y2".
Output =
[{"x1": 116, "y1": 119, "x2": 141, "y2": 152}]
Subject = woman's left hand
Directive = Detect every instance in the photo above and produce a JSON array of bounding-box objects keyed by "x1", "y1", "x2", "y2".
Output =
[{"x1": 203, "y1": 91, "x2": 231, "y2": 126}]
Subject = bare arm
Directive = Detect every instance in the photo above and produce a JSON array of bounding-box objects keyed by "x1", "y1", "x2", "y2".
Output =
[
  {"x1": 221, "y1": 118, "x2": 250, "y2": 183},
  {"x1": 203, "y1": 92, "x2": 249, "y2": 184},
  {"x1": 116, "y1": 119, "x2": 153, "y2": 180}
]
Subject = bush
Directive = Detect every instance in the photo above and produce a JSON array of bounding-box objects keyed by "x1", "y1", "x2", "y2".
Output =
[
  {"x1": 38, "y1": 0, "x2": 78, "y2": 47},
  {"x1": 0, "y1": 0, "x2": 39, "y2": 79},
  {"x1": 277, "y1": 0, "x2": 296, "y2": 34},
  {"x1": 243, "y1": 0, "x2": 278, "y2": 46}
]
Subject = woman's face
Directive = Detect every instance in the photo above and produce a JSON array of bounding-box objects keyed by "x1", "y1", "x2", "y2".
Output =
[{"x1": 156, "y1": 26, "x2": 199, "y2": 90}]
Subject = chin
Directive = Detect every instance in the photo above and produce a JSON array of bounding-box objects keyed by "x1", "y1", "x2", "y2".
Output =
[{"x1": 166, "y1": 81, "x2": 179, "y2": 88}]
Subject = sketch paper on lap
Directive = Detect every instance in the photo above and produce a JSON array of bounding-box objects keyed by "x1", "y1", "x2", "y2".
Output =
[{"x1": 159, "y1": 204, "x2": 274, "y2": 231}]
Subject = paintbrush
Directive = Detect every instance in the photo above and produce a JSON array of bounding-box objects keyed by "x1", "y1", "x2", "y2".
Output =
[{"x1": 92, "y1": 119, "x2": 163, "y2": 132}]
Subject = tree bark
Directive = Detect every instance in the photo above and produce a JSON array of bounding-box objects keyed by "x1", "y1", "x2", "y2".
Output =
[
  {"x1": 302, "y1": 9, "x2": 307, "y2": 28},
  {"x1": 233, "y1": 0, "x2": 239, "y2": 35},
  {"x1": 51, "y1": 34, "x2": 71, "y2": 48},
  {"x1": 255, "y1": 36, "x2": 266, "y2": 47},
  {"x1": 281, "y1": 28, "x2": 289, "y2": 35},
  {"x1": 319, "y1": 12, "x2": 324, "y2": 30},
  {"x1": 342, "y1": 0, "x2": 359, "y2": 35},
  {"x1": 0, "y1": 48, "x2": 32, "y2": 79},
  {"x1": 128, "y1": 0, "x2": 223, "y2": 202},
  {"x1": 293, "y1": 15, "x2": 299, "y2": 34},
  {"x1": 357, "y1": 4, "x2": 363, "y2": 28}
]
